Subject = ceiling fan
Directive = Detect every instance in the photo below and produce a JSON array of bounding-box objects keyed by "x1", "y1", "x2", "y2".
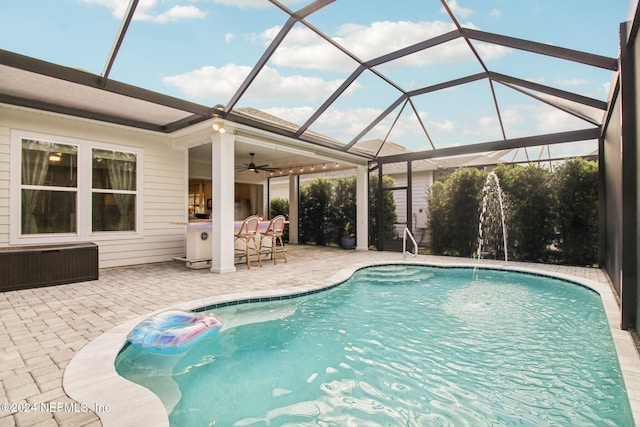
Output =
[{"x1": 239, "y1": 153, "x2": 276, "y2": 174}]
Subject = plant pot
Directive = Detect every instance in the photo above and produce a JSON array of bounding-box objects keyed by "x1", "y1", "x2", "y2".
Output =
[{"x1": 341, "y1": 237, "x2": 356, "y2": 249}]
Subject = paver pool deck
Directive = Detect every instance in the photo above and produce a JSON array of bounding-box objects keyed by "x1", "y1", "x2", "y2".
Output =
[{"x1": 1, "y1": 245, "x2": 639, "y2": 426}]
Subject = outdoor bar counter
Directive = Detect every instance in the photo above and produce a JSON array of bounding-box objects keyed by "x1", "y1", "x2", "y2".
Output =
[{"x1": 174, "y1": 220, "x2": 273, "y2": 269}]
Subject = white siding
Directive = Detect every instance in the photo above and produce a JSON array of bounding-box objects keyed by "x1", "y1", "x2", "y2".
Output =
[
  {"x1": 0, "y1": 105, "x2": 187, "y2": 268},
  {"x1": 0, "y1": 126, "x2": 10, "y2": 246}
]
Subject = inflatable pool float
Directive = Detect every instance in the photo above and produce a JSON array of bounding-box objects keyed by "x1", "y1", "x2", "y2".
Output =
[{"x1": 127, "y1": 309, "x2": 222, "y2": 354}]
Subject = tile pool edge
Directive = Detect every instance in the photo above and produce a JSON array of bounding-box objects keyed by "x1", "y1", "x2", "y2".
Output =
[{"x1": 62, "y1": 260, "x2": 640, "y2": 427}]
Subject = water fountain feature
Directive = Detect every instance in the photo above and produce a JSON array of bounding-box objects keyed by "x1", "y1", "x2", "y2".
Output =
[{"x1": 477, "y1": 171, "x2": 508, "y2": 262}]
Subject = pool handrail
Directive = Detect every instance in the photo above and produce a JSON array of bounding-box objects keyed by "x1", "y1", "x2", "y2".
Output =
[{"x1": 403, "y1": 227, "x2": 418, "y2": 259}]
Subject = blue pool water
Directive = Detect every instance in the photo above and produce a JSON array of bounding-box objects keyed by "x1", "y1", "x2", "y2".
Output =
[{"x1": 116, "y1": 265, "x2": 633, "y2": 426}]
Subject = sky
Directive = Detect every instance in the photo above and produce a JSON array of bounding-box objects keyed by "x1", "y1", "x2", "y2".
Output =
[{"x1": 0, "y1": 0, "x2": 630, "y2": 159}]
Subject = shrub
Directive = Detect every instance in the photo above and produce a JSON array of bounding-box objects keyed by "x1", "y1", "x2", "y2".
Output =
[
  {"x1": 554, "y1": 158, "x2": 598, "y2": 265},
  {"x1": 270, "y1": 197, "x2": 289, "y2": 218},
  {"x1": 494, "y1": 164, "x2": 556, "y2": 262},
  {"x1": 299, "y1": 178, "x2": 334, "y2": 245},
  {"x1": 297, "y1": 174, "x2": 398, "y2": 248},
  {"x1": 368, "y1": 174, "x2": 399, "y2": 249},
  {"x1": 331, "y1": 176, "x2": 357, "y2": 239},
  {"x1": 426, "y1": 159, "x2": 599, "y2": 266},
  {"x1": 427, "y1": 168, "x2": 485, "y2": 257}
]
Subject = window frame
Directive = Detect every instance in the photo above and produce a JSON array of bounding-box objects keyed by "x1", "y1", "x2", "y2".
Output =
[{"x1": 10, "y1": 130, "x2": 144, "y2": 244}]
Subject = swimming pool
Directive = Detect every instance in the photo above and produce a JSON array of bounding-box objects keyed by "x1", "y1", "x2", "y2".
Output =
[{"x1": 115, "y1": 265, "x2": 634, "y2": 426}]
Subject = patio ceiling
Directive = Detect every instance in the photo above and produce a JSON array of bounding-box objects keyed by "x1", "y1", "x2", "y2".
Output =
[{"x1": 0, "y1": 0, "x2": 625, "y2": 163}]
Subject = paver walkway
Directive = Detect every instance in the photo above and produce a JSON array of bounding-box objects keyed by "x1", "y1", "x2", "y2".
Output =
[{"x1": 0, "y1": 246, "x2": 634, "y2": 426}]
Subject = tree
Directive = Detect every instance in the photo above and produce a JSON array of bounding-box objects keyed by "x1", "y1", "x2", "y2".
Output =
[
  {"x1": 270, "y1": 196, "x2": 290, "y2": 242},
  {"x1": 426, "y1": 179, "x2": 449, "y2": 255},
  {"x1": 299, "y1": 178, "x2": 334, "y2": 245},
  {"x1": 332, "y1": 177, "x2": 356, "y2": 239},
  {"x1": 270, "y1": 197, "x2": 289, "y2": 218},
  {"x1": 554, "y1": 158, "x2": 598, "y2": 265},
  {"x1": 368, "y1": 174, "x2": 398, "y2": 249},
  {"x1": 427, "y1": 168, "x2": 485, "y2": 257},
  {"x1": 296, "y1": 173, "x2": 398, "y2": 248},
  {"x1": 495, "y1": 164, "x2": 556, "y2": 262}
]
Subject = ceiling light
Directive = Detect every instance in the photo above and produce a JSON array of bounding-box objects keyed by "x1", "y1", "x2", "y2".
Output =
[
  {"x1": 49, "y1": 153, "x2": 61, "y2": 162},
  {"x1": 212, "y1": 122, "x2": 225, "y2": 133}
]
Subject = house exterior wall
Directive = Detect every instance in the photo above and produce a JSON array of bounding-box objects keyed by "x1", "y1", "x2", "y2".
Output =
[
  {"x1": 389, "y1": 170, "x2": 433, "y2": 242},
  {"x1": 0, "y1": 105, "x2": 187, "y2": 268},
  {"x1": 0, "y1": 124, "x2": 9, "y2": 247}
]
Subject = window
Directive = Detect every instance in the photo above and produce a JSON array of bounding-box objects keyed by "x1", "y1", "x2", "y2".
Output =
[
  {"x1": 92, "y1": 149, "x2": 137, "y2": 232},
  {"x1": 20, "y1": 139, "x2": 78, "y2": 235},
  {"x1": 11, "y1": 131, "x2": 143, "y2": 243}
]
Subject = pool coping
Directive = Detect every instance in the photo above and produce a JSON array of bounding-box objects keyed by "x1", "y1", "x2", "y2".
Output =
[{"x1": 63, "y1": 260, "x2": 640, "y2": 427}]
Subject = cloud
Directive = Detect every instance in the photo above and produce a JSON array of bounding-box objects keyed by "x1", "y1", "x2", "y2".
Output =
[
  {"x1": 489, "y1": 8, "x2": 502, "y2": 18},
  {"x1": 139, "y1": 5, "x2": 206, "y2": 23},
  {"x1": 428, "y1": 119, "x2": 455, "y2": 135},
  {"x1": 554, "y1": 78, "x2": 588, "y2": 87},
  {"x1": 163, "y1": 64, "x2": 353, "y2": 102},
  {"x1": 212, "y1": 0, "x2": 304, "y2": 9},
  {"x1": 441, "y1": 0, "x2": 474, "y2": 19},
  {"x1": 535, "y1": 108, "x2": 586, "y2": 133},
  {"x1": 526, "y1": 77, "x2": 546, "y2": 84},
  {"x1": 224, "y1": 33, "x2": 234, "y2": 43},
  {"x1": 494, "y1": 103, "x2": 589, "y2": 136},
  {"x1": 260, "y1": 20, "x2": 510, "y2": 72},
  {"x1": 81, "y1": 0, "x2": 206, "y2": 22},
  {"x1": 81, "y1": 0, "x2": 131, "y2": 17},
  {"x1": 461, "y1": 109, "x2": 525, "y2": 138}
]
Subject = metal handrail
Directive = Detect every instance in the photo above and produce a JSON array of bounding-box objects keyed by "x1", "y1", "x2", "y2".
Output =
[{"x1": 403, "y1": 227, "x2": 418, "y2": 259}]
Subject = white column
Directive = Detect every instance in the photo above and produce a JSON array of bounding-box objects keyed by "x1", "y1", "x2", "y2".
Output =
[
  {"x1": 288, "y1": 175, "x2": 299, "y2": 244},
  {"x1": 210, "y1": 131, "x2": 236, "y2": 273},
  {"x1": 356, "y1": 164, "x2": 369, "y2": 251}
]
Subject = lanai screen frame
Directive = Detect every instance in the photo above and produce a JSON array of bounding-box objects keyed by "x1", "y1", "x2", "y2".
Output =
[{"x1": 1, "y1": 0, "x2": 636, "y2": 330}]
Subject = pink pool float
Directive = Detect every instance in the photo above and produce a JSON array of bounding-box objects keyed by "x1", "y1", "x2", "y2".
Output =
[{"x1": 127, "y1": 309, "x2": 222, "y2": 354}]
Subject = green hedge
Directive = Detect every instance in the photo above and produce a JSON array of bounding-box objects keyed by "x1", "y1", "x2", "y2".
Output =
[
  {"x1": 277, "y1": 175, "x2": 397, "y2": 248},
  {"x1": 427, "y1": 159, "x2": 598, "y2": 266}
]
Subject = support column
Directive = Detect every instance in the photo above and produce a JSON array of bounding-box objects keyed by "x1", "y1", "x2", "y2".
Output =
[
  {"x1": 620, "y1": 21, "x2": 638, "y2": 329},
  {"x1": 210, "y1": 131, "x2": 236, "y2": 273},
  {"x1": 356, "y1": 165, "x2": 368, "y2": 251},
  {"x1": 288, "y1": 175, "x2": 299, "y2": 244}
]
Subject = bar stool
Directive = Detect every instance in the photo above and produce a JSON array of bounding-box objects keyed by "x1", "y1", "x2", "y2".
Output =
[
  {"x1": 234, "y1": 215, "x2": 262, "y2": 269},
  {"x1": 260, "y1": 215, "x2": 287, "y2": 265}
]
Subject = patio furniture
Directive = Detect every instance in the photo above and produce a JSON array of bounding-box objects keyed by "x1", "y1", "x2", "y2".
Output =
[
  {"x1": 0, "y1": 243, "x2": 98, "y2": 291},
  {"x1": 260, "y1": 215, "x2": 288, "y2": 265},
  {"x1": 235, "y1": 215, "x2": 262, "y2": 269}
]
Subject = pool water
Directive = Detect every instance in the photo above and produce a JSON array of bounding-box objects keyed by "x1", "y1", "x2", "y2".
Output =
[{"x1": 116, "y1": 265, "x2": 634, "y2": 426}]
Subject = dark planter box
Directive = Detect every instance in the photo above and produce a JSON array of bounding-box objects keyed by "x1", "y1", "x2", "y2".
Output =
[{"x1": 0, "y1": 243, "x2": 98, "y2": 292}]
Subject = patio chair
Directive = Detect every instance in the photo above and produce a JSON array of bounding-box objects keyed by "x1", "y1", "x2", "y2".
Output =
[
  {"x1": 260, "y1": 215, "x2": 288, "y2": 265},
  {"x1": 235, "y1": 215, "x2": 262, "y2": 269}
]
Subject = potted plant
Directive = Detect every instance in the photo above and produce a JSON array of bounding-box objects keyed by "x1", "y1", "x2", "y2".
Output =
[{"x1": 341, "y1": 222, "x2": 356, "y2": 249}]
